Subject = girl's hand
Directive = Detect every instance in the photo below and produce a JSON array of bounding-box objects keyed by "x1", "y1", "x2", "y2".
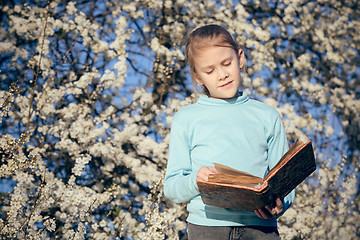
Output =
[
  {"x1": 254, "y1": 198, "x2": 283, "y2": 219},
  {"x1": 197, "y1": 167, "x2": 218, "y2": 181}
]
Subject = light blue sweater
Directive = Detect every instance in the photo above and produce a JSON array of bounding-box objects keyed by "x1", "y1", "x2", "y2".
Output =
[{"x1": 164, "y1": 92, "x2": 295, "y2": 227}]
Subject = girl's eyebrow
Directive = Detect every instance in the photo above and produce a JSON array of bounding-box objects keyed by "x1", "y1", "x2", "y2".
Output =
[{"x1": 221, "y1": 56, "x2": 233, "y2": 64}]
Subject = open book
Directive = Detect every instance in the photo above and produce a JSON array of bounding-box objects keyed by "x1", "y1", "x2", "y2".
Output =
[{"x1": 197, "y1": 140, "x2": 316, "y2": 212}]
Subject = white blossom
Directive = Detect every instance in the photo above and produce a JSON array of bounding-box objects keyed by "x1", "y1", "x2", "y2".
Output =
[{"x1": 72, "y1": 155, "x2": 91, "y2": 176}]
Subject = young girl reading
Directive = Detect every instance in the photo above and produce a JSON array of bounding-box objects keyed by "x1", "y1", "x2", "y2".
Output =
[{"x1": 164, "y1": 24, "x2": 295, "y2": 239}]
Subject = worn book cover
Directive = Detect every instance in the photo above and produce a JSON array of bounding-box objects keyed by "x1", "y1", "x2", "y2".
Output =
[{"x1": 197, "y1": 140, "x2": 316, "y2": 212}]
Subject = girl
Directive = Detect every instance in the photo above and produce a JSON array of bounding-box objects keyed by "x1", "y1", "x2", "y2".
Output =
[{"x1": 164, "y1": 24, "x2": 295, "y2": 240}]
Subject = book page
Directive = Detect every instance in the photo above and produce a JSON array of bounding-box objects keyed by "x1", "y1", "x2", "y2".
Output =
[
  {"x1": 208, "y1": 174, "x2": 264, "y2": 188},
  {"x1": 209, "y1": 163, "x2": 264, "y2": 187},
  {"x1": 214, "y1": 163, "x2": 257, "y2": 178}
]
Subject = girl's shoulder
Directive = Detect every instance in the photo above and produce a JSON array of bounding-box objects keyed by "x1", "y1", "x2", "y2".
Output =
[
  {"x1": 173, "y1": 102, "x2": 201, "y2": 119},
  {"x1": 169, "y1": 103, "x2": 202, "y2": 130},
  {"x1": 247, "y1": 98, "x2": 281, "y2": 117}
]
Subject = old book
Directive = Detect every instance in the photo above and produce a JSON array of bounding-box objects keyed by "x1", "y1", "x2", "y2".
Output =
[{"x1": 197, "y1": 140, "x2": 316, "y2": 212}]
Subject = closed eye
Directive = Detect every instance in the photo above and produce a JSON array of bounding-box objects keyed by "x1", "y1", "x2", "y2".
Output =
[
  {"x1": 206, "y1": 69, "x2": 213, "y2": 74},
  {"x1": 223, "y1": 61, "x2": 232, "y2": 66}
]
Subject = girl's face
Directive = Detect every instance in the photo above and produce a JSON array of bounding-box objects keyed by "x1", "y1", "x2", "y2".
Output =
[{"x1": 192, "y1": 45, "x2": 244, "y2": 99}]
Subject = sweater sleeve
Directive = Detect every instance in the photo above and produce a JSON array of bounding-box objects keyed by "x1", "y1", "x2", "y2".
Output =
[
  {"x1": 163, "y1": 119, "x2": 199, "y2": 203},
  {"x1": 267, "y1": 113, "x2": 295, "y2": 214}
]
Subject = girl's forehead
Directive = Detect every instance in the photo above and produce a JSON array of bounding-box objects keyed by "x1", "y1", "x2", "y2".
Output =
[
  {"x1": 193, "y1": 36, "x2": 227, "y2": 48},
  {"x1": 191, "y1": 38, "x2": 231, "y2": 55},
  {"x1": 192, "y1": 44, "x2": 234, "y2": 58}
]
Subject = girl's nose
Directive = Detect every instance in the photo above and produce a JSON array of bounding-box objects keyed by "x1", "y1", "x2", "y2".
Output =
[{"x1": 218, "y1": 68, "x2": 229, "y2": 81}]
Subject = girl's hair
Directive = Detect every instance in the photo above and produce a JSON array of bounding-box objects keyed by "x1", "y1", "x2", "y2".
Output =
[{"x1": 183, "y1": 24, "x2": 241, "y2": 95}]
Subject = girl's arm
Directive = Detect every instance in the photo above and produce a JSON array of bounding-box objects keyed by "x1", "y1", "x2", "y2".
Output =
[
  {"x1": 267, "y1": 113, "x2": 295, "y2": 214},
  {"x1": 163, "y1": 120, "x2": 200, "y2": 203}
]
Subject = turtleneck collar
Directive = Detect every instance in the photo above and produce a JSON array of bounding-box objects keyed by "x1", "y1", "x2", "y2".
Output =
[{"x1": 197, "y1": 91, "x2": 249, "y2": 106}]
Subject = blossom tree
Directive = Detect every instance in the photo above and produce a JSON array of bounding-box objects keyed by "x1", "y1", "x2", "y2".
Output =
[{"x1": 0, "y1": 0, "x2": 359, "y2": 239}]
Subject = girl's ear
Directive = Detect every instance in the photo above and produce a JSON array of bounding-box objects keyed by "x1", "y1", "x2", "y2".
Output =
[{"x1": 238, "y1": 49, "x2": 245, "y2": 69}]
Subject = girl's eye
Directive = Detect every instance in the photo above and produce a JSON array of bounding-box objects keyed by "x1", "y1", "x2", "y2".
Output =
[
  {"x1": 206, "y1": 70, "x2": 213, "y2": 74},
  {"x1": 224, "y1": 61, "x2": 232, "y2": 66}
]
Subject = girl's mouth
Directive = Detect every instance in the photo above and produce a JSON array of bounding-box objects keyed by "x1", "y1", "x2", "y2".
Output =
[{"x1": 219, "y1": 81, "x2": 233, "y2": 88}]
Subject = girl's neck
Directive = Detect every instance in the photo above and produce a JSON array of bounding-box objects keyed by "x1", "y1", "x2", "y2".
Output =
[{"x1": 210, "y1": 91, "x2": 240, "y2": 99}]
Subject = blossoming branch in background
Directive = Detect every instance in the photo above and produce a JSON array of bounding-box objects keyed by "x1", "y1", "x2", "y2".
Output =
[{"x1": 0, "y1": 0, "x2": 359, "y2": 239}]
